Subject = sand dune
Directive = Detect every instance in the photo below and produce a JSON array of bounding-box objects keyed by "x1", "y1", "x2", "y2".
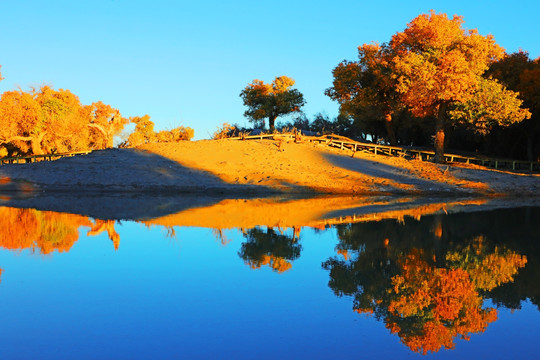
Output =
[{"x1": 0, "y1": 138, "x2": 539, "y2": 196}]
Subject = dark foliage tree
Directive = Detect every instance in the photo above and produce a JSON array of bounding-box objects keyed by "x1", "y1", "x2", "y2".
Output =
[
  {"x1": 486, "y1": 51, "x2": 540, "y2": 160},
  {"x1": 326, "y1": 43, "x2": 402, "y2": 145},
  {"x1": 240, "y1": 76, "x2": 305, "y2": 132}
]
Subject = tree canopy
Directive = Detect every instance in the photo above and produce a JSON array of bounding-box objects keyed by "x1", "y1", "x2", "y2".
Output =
[
  {"x1": 326, "y1": 43, "x2": 402, "y2": 145},
  {"x1": 326, "y1": 11, "x2": 531, "y2": 162},
  {"x1": 0, "y1": 85, "x2": 129, "y2": 156},
  {"x1": 121, "y1": 115, "x2": 194, "y2": 147},
  {"x1": 486, "y1": 51, "x2": 540, "y2": 160},
  {"x1": 240, "y1": 76, "x2": 305, "y2": 132},
  {"x1": 0, "y1": 77, "x2": 193, "y2": 156},
  {"x1": 390, "y1": 11, "x2": 530, "y2": 161}
]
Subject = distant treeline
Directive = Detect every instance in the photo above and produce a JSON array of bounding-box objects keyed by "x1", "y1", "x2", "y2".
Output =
[
  {"x1": 0, "y1": 69, "x2": 193, "y2": 158},
  {"x1": 234, "y1": 49, "x2": 539, "y2": 161},
  {"x1": 237, "y1": 12, "x2": 539, "y2": 162}
]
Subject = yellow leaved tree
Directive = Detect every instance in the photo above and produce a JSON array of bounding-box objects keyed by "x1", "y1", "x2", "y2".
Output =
[
  {"x1": 240, "y1": 76, "x2": 305, "y2": 132},
  {"x1": 390, "y1": 11, "x2": 530, "y2": 162}
]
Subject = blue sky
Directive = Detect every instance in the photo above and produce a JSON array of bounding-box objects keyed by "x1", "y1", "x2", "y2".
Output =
[{"x1": 1, "y1": 0, "x2": 539, "y2": 139}]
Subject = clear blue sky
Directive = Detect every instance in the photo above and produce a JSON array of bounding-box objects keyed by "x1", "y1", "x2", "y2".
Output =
[{"x1": 1, "y1": 0, "x2": 539, "y2": 139}]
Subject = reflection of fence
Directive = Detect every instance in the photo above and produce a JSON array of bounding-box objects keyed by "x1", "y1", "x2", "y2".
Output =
[
  {"x1": 0, "y1": 151, "x2": 92, "y2": 165},
  {"x1": 230, "y1": 133, "x2": 540, "y2": 172}
]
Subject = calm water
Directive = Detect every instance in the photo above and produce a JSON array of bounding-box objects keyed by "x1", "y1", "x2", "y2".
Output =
[{"x1": 0, "y1": 204, "x2": 538, "y2": 359}]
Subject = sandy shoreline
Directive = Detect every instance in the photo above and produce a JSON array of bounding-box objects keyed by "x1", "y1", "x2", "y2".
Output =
[
  {"x1": 2, "y1": 191, "x2": 539, "y2": 227},
  {"x1": 0, "y1": 138, "x2": 538, "y2": 223},
  {"x1": 0, "y1": 138, "x2": 539, "y2": 198}
]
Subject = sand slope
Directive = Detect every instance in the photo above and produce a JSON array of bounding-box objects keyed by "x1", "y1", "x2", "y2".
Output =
[{"x1": 0, "y1": 138, "x2": 539, "y2": 196}]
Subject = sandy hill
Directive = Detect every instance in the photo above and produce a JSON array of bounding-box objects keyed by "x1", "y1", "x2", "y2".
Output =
[{"x1": 0, "y1": 138, "x2": 539, "y2": 196}]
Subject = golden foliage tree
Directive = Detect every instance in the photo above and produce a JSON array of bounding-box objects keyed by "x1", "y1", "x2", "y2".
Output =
[
  {"x1": 212, "y1": 123, "x2": 237, "y2": 139},
  {"x1": 326, "y1": 43, "x2": 401, "y2": 145},
  {"x1": 123, "y1": 115, "x2": 194, "y2": 147},
  {"x1": 87, "y1": 101, "x2": 128, "y2": 149},
  {"x1": 35, "y1": 86, "x2": 93, "y2": 153},
  {"x1": 0, "y1": 83, "x2": 129, "y2": 156},
  {"x1": 448, "y1": 78, "x2": 531, "y2": 135},
  {"x1": 0, "y1": 90, "x2": 44, "y2": 155},
  {"x1": 390, "y1": 11, "x2": 530, "y2": 162},
  {"x1": 240, "y1": 76, "x2": 305, "y2": 132}
]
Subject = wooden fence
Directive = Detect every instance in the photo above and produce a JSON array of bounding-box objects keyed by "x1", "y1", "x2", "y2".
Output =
[
  {"x1": 0, "y1": 151, "x2": 92, "y2": 165},
  {"x1": 2, "y1": 133, "x2": 539, "y2": 172},
  {"x1": 229, "y1": 133, "x2": 540, "y2": 172}
]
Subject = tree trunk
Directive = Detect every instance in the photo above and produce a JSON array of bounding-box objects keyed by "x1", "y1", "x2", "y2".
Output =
[
  {"x1": 384, "y1": 112, "x2": 397, "y2": 146},
  {"x1": 88, "y1": 123, "x2": 110, "y2": 149},
  {"x1": 30, "y1": 138, "x2": 43, "y2": 155},
  {"x1": 11, "y1": 132, "x2": 46, "y2": 156},
  {"x1": 268, "y1": 115, "x2": 277, "y2": 133},
  {"x1": 106, "y1": 131, "x2": 113, "y2": 148},
  {"x1": 30, "y1": 131, "x2": 47, "y2": 155},
  {"x1": 526, "y1": 132, "x2": 535, "y2": 161},
  {"x1": 433, "y1": 104, "x2": 446, "y2": 163}
]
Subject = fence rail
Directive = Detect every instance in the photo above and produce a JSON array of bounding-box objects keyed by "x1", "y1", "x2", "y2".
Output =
[
  {"x1": 0, "y1": 151, "x2": 92, "y2": 165},
  {"x1": 2, "y1": 134, "x2": 539, "y2": 172},
  {"x1": 229, "y1": 133, "x2": 540, "y2": 172}
]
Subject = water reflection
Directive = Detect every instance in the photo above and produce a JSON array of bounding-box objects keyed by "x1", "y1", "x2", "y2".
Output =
[
  {"x1": 0, "y1": 207, "x2": 119, "y2": 254},
  {"x1": 0, "y1": 202, "x2": 538, "y2": 357},
  {"x1": 238, "y1": 227, "x2": 302, "y2": 273},
  {"x1": 323, "y1": 209, "x2": 538, "y2": 354}
]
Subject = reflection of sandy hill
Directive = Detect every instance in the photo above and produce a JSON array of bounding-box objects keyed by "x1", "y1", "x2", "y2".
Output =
[
  {"x1": 141, "y1": 196, "x2": 369, "y2": 229},
  {"x1": 142, "y1": 196, "x2": 489, "y2": 230},
  {"x1": 314, "y1": 199, "x2": 489, "y2": 228}
]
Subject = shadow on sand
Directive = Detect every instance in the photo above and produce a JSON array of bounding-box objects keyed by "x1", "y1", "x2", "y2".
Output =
[
  {"x1": 0, "y1": 148, "x2": 293, "y2": 194},
  {"x1": 324, "y1": 153, "x2": 445, "y2": 191}
]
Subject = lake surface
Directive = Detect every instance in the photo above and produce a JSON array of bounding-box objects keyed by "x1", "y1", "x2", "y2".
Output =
[{"x1": 0, "y1": 201, "x2": 538, "y2": 359}]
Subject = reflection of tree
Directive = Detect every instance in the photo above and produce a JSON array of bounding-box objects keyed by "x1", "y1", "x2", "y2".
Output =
[
  {"x1": 323, "y1": 209, "x2": 533, "y2": 354},
  {"x1": 87, "y1": 220, "x2": 121, "y2": 250},
  {"x1": 475, "y1": 208, "x2": 540, "y2": 310},
  {"x1": 212, "y1": 228, "x2": 232, "y2": 246},
  {"x1": 385, "y1": 248, "x2": 524, "y2": 354},
  {"x1": 0, "y1": 207, "x2": 121, "y2": 254},
  {"x1": 0, "y1": 207, "x2": 92, "y2": 254},
  {"x1": 238, "y1": 227, "x2": 302, "y2": 273}
]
